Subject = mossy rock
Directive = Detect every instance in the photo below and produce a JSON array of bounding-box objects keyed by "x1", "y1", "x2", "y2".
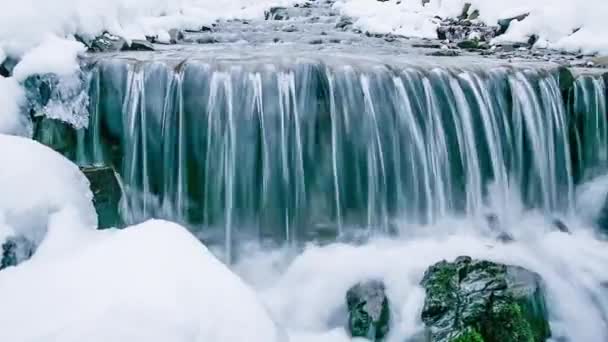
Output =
[
  {"x1": 421, "y1": 256, "x2": 551, "y2": 342},
  {"x1": 346, "y1": 280, "x2": 390, "y2": 341}
]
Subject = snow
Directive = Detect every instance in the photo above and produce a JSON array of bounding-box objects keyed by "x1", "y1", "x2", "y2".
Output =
[
  {"x1": 334, "y1": 0, "x2": 608, "y2": 54},
  {"x1": 0, "y1": 137, "x2": 284, "y2": 342},
  {"x1": 0, "y1": 0, "x2": 298, "y2": 58},
  {"x1": 0, "y1": 134, "x2": 96, "y2": 245},
  {"x1": 0, "y1": 78, "x2": 28, "y2": 136},
  {"x1": 0, "y1": 220, "x2": 285, "y2": 342},
  {"x1": 0, "y1": 0, "x2": 299, "y2": 136},
  {"x1": 12, "y1": 35, "x2": 86, "y2": 82}
]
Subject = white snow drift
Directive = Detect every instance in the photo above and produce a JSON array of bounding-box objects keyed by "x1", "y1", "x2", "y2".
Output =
[
  {"x1": 0, "y1": 135, "x2": 284, "y2": 342},
  {"x1": 334, "y1": 0, "x2": 608, "y2": 54}
]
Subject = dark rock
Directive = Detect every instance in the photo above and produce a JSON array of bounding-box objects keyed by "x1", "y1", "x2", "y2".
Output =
[
  {"x1": 457, "y1": 39, "x2": 480, "y2": 49},
  {"x1": 557, "y1": 67, "x2": 575, "y2": 96},
  {"x1": 458, "y1": 3, "x2": 472, "y2": 20},
  {"x1": 413, "y1": 43, "x2": 443, "y2": 49},
  {"x1": 196, "y1": 36, "x2": 219, "y2": 44},
  {"x1": 421, "y1": 256, "x2": 551, "y2": 342},
  {"x1": 282, "y1": 25, "x2": 298, "y2": 32},
  {"x1": 33, "y1": 116, "x2": 77, "y2": 159},
  {"x1": 265, "y1": 7, "x2": 290, "y2": 21},
  {"x1": 428, "y1": 50, "x2": 460, "y2": 57},
  {"x1": 122, "y1": 39, "x2": 155, "y2": 51},
  {"x1": 336, "y1": 16, "x2": 354, "y2": 30},
  {"x1": 309, "y1": 39, "x2": 324, "y2": 45},
  {"x1": 551, "y1": 219, "x2": 571, "y2": 234},
  {"x1": 81, "y1": 166, "x2": 122, "y2": 229},
  {"x1": 346, "y1": 280, "x2": 390, "y2": 341},
  {"x1": 498, "y1": 13, "x2": 530, "y2": 35},
  {"x1": 24, "y1": 73, "x2": 89, "y2": 131},
  {"x1": 0, "y1": 56, "x2": 18, "y2": 77},
  {"x1": 89, "y1": 32, "x2": 127, "y2": 52},
  {"x1": 1, "y1": 236, "x2": 35, "y2": 270}
]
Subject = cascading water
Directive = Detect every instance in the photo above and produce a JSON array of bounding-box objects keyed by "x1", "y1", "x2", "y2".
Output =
[
  {"x1": 75, "y1": 59, "x2": 605, "y2": 243},
  {"x1": 33, "y1": 56, "x2": 608, "y2": 341}
]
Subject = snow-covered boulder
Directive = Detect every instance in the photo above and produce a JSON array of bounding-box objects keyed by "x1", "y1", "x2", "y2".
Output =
[{"x1": 0, "y1": 220, "x2": 286, "y2": 342}]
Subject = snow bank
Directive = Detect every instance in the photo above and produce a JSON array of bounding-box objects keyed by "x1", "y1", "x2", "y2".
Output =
[
  {"x1": 0, "y1": 0, "x2": 298, "y2": 58},
  {"x1": 0, "y1": 78, "x2": 28, "y2": 136},
  {"x1": 334, "y1": 0, "x2": 608, "y2": 54},
  {"x1": 0, "y1": 134, "x2": 96, "y2": 246},
  {"x1": 0, "y1": 220, "x2": 284, "y2": 342}
]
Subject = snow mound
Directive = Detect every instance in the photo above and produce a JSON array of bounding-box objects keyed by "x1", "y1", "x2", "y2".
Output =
[
  {"x1": 0, "y1": 0, "x2": 298, "y2": 58},
  {"x1": 0, "y1": 78, "x2": 28, "y2": 136},
  {"x1": 0, "y1": 219, "x2": 285, "y2": 342},
  {"x1": 0, "y1": 134, "x2": 96, "y2": 246},
  {"x1": 334, "y1": 0, "x2": 608, "y2": 54}
]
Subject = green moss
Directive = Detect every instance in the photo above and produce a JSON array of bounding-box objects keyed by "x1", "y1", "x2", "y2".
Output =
[
  {"x1": 482, "y1": 301, "x2": 534, "y2": 342},
  {"x1": 451, "y1": 328, "x2": 485, "y2": 342}
]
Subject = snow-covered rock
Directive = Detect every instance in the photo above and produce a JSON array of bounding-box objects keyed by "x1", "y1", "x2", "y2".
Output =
[{"x1": 0, "y1": 220, "x2": 285, "y2": 342}]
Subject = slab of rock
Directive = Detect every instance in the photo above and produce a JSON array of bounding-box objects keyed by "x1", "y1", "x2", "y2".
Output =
[
  {"x1": 88, "y1": 33, "x2": 128, "y2": 52},
  {"x1": 421, "y1": 256, "x2": 551, "y2": 342},
  {"x1": 346, "y1": 280, "x2": 390, "y2": 341},
  {"x1": 81, "y1": 166, "x2": 122, "y2": 229}
]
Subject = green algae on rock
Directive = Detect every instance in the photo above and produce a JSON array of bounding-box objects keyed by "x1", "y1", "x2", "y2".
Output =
[{"x1": 421, "y1": 256, "x2": 551, "y2": 342}]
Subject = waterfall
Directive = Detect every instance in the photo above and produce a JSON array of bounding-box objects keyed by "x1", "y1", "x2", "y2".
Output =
[{"x1": 75, "y1": 59, "x2": 608, "y2": 246}]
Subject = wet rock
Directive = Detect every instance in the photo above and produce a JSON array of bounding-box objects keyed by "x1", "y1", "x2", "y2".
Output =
[
  {"x1": 24, "y1": 73, "x2": 89, "y2": 130},
  {"x1": 1, "y1": 236, "x2": 35, "y2": 270},
  {"x1": 421, "y1": 256, "x2": 551, "y2": 342},
  {"x1": 457, "y1": 39, "x2": 480, "y2": 49},
  {"x1": 282, "y1": 24, "x2": 298, "y2": 32},
  {"x1": 552, "y1": 219, "x2": 571, "y2": 234},
  {"x1": 498, "y1": 13, "x2": 530, "y2": 35},
  {"x1": 0, "y1": 56, "x2": 18, "y2": 77},
  {"x1": 336, "y1": 16, "x2": 353, "y2": 30},
  {"x1": 123, "y1": 39, "x2": 154, "y2": 51},
  {"x1": 427, "y1": 50, "x2": 460, "y2": 57},
  {"x1": 196, "y1": 36, "x2": 220, "y2": 44},
  {"x1": 81, "y1": 166, "x2": 122, "y2": 229},
  {"x1": 265, "y1": 7, "x2": 290, "y2": 21},
  {"x1": 88, "y1": 32, "x2": 127, "y2": 52},
  {"x1": 33, "y1": 116, "x2": 77, "y2": 159},
  {"x1": 437, "y1": 20, "x2": 498, "y2": 43},
  {"x1": 557, "y1": 67, "x2": 575, "y2": 97},
  {"x1": 346, "y1": 280, "x2": 390, "y2": 341}
]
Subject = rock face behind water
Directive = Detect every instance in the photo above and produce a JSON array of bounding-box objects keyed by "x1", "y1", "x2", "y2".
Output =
[
  {"x1": 346, "y1": 280, "x2": 390, "y2": 341},
  {"x1": 421, "y1": 256, "x2": 551, "y2": 342},
  {"x1": 81, "y1": 166, "x2": 122, "y2": 229}
]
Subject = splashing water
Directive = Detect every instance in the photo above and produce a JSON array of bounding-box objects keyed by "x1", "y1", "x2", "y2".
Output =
[{"x1": 65, "y1": 56, "x2": 608, "y2": 341}]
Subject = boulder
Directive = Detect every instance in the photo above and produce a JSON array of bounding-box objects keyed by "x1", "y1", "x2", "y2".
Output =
[
  {"x1": 265, "y1": 7, "x2": 290, "y2": 21},
  {"x1": 1, "y1": 236, "x2": 35, "y2": 270},
  {"x1": 0, "y1": 56, "x2": 18, "y2": 77},
  {"x1": 421, "y1": 256, "x2": 551, "y2": 342},
  {"x1": 88, "y1": 33, "x2": 128, "y2": 52},
  {"x1": 346, "y1": 280, "x2": 390, "y2": 340},
  {"x1": 497, "y1": 13, "x2": 530, "y2": 35},
  {"x1": 81, "y1": 166, "x2": 122, "y2": 229}
]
